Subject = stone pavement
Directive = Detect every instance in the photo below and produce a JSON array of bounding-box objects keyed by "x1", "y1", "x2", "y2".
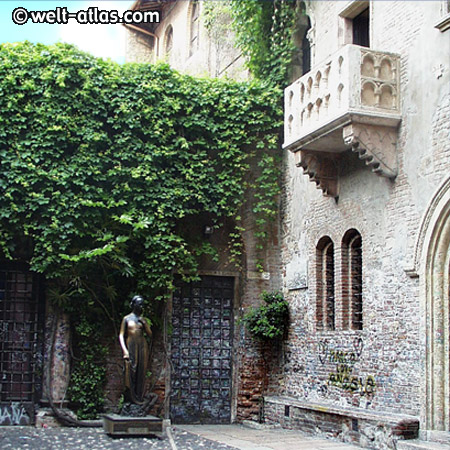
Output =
[
  {"x1": 177, "y1": 424, "x2": 361, "y2": 450},
  {"x1": 0, "y1": 424, "x2": 362, "y2": 450},
  {"x1": 1, "y1": 426, "x2": 231, "y2": 450}
]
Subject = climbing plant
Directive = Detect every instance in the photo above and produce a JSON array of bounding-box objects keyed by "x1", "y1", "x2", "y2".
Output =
[
  {"x1": 0, "y1": 41, "x2": 282, "y2": 301},
  {"x1": 229, "y1": 0, "x2": 299, "y2": 86},
  {"x1": 0, "y1": 41, "x2": 284, "y2": 417},
  {"x1": 203, "y1": 0, "x2": 234, "y2": 77},
  {"x1": 242, "y1": 291, "x2": 289, "y2": 340},
  {"x1": 66, "y1": 315, "x2": 107, "y2": 420}
]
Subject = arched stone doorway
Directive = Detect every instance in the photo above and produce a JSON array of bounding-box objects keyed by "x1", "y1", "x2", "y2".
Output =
[
  {"x1": 424, "y1": 204, "x2": 450, "y2": 432},
  {"x1": 411, "y1": 176, "x2": 450, "y2": 433}
]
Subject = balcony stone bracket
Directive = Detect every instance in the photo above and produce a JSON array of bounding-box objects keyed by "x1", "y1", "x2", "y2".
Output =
[
  {"x1": 343, "y1": 122, "x2": 398, "y2": 179},
  {"x1": 291, "y1": 119, "x2": 398, "y2": 198},
  {"x1": 294, "y1": 150, "x2": 339, "y2": 198}
]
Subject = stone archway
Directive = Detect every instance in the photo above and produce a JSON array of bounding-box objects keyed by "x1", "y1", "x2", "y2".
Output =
[
  {"x1": 424, "y1": 205, "x2": 450, "y2": 431},
  {"x1": 413, "y1": 176, "x2": 450, "y2": 432}
]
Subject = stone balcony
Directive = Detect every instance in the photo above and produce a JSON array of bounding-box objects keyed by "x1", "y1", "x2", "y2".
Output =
[{"x1": 283, "y1": 44, "x2": 401, "y2": 197}]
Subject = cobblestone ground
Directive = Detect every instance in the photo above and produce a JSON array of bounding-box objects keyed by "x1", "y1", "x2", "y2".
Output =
[{"x1": 0, "y1": 426, "x2": 236, "y2": 450}]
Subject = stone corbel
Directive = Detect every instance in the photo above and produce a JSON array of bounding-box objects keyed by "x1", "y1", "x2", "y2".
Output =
[
  {"x1": 294, "y1": 150, "x2": 339, "y2": 198},
  {"x1": 343, "y1": 123, "x2": 398, "y2": 179}
]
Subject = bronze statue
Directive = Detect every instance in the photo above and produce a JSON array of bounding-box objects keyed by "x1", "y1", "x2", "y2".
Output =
[{"x1": 119, "y1": 295, "x2": 152, "y2": 405}]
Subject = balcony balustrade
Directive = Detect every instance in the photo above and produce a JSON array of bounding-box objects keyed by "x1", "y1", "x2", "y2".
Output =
[{"x1": 284, "y1": 44, "x2": 401, "y2": 197}]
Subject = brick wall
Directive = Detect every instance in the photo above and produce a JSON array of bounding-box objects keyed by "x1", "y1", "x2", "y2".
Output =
[
  {"x1": 271, "y1": 0, "x2": 449, "y2": 428},
  {"x1": 264, "y1": 396, "x2": 419, "y2": 449},
  {"x1": 102, "y1": 0, "x2": 450, "y2": 431}
]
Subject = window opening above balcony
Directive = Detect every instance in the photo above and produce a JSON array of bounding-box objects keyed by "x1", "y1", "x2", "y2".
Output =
[
  {"x1": 352, "y1": 8, "x2": 369, "y2": 47},
  {"x1": 291, "y1": 2, "x2": 313, "y2": 81},
  {"x1": 302, "y1": 18, "x2": 312, "y2": 74}
]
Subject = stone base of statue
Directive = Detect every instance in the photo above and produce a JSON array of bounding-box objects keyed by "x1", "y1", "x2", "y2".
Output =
[
  {"x1": 120, "y1": 401, "x2": 150, "y2": 417},
  {"x1": 103, "y1": 413, "x2": 165, "y2": 437}
]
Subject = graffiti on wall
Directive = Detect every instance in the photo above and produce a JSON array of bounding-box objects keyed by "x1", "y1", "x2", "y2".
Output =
[
  {"x1": 0, "y1": 403, "x2": 30, "y2": 425},
  {"x1": 328, "y1": 364, "x2": 376, "y2": 395},
  {"x1": 318, "y1": 337, "x2": 376, "y2": 397}
]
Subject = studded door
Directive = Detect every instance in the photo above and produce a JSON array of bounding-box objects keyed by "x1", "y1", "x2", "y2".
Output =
[
  {"x1": 170, "y1": 276, "x2": 234, "y2": 424},
  {"x1": 0, "y1": 265, "x2": 43, "y2": 405}
]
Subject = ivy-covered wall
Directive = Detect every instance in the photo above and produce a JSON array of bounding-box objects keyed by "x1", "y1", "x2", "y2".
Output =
[
  {"x1": 0, "y1": 42, "x2": 281, "y2": 291},
  {"x1": 0, "y1": 41, "x2": 283, "y2": 420}
]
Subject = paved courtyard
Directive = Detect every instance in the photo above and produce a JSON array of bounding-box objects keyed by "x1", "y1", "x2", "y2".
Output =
[{"x1": 0, "y1": 424, "x2": 361, "y2": 450}]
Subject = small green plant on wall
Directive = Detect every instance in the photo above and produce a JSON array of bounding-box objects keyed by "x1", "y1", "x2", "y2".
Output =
[{"x1": 243, "y1": 291, "x2": 289, "y2": 340}]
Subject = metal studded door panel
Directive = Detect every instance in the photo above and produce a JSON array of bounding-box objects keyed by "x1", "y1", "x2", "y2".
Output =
[
  {"x1": 170, "y1": 276, "x2": 234, "y2": 424},
  {"x1": 0, "y1": 266, "x2": 42, "y2": 405}
]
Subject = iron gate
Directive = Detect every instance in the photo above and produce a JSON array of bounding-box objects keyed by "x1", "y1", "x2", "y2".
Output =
[
  {"x1": 0, "y1": 265, "x2": 42, "y2": 406},
  {"x1": 170, "y1": 276, "x2": 234, "y2": 424}
]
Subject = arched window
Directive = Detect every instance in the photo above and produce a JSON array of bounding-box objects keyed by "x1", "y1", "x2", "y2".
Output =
[
  {"x1": 316, "y1": 236, "x2": 335, "y2": 331},
  {"x1": 342, "y1": 230, "x2": 363, "y2": 330},
  {"x1": 189, "y1": 1, "x2": 200, "y2": 57},
  {"x1": 164, "y1": 25, "x2": 173, "y2": 56}
]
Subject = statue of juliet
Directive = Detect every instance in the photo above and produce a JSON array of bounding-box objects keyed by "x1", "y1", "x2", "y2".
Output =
[{"x1": 118, "y1": 295, "x2": 152, "y2": 404}]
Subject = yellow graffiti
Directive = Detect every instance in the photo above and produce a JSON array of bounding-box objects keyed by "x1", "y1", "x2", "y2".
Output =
[{"x1": 328, "y1": 364, "x2": 376, "y2": 396}]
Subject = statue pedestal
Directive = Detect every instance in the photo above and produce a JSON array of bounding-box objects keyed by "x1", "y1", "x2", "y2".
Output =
[{"x1": 103, "y1": 414, "x2": 165, "y2": 437}]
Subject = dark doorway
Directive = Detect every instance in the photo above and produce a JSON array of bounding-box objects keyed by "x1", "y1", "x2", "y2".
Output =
[
  {"x1": 301, "y1": 16, "x2": 311, "y2": 74},
  {"x1": 291, "y1": 1, "x2": 312, "y2": 81},
  {"x1": 0, "y1": 264, "x2": 43, "y2": 406},
  {"x1": 170, "y1": 276, "x2": 234, "y2": 424},
  {"x1": 353, "y1": 8, "x2": 370, "y2": 47}
]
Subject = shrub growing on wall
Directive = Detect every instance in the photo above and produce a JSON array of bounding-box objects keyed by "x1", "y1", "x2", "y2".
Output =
[
  {"x1": 243, "y1": 291, "x2": 289, "y2": 340},
  {"x1": 229, "y1": 0, "x2": 298, "y2": 86}
]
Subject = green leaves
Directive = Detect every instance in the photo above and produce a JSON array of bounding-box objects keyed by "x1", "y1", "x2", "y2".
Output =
[
  {"x1": 229, "y1": 0, "x2": 298, "y2": 87},
  {"x1": 242, "y1": 291, "x2": 289, "y2": 340},
  {"x1": 0, "y1": 41, "x2": 281, "y2": 300},
  {"x1": 67, "y1": 317, "x2": 107, "y2": 420}
]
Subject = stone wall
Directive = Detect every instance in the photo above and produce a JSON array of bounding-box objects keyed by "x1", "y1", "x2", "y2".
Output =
[
  {"x1": 121, "y1": 0, "x2": 450, "y2": 435},
  {"x1": 126, "y1": 1, "x2": 248, "y2": 80},
  {"x1": 272, "y1": 0, "x2": 450, "y2": 436},
  {"x1": 264, "y1": 395, "x2": 419, "y2": 450}
]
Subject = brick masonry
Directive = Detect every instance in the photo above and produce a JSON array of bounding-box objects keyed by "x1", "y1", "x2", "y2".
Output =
[
  {"x1": 117, "y1": 0, "x2": 450, "y2": 434},
  {"x1": 40, "y1": 1, "x2": 450, "y2": 442},
  {"x1": 272, "y1": 0, "x2": 450, "y2": 444},
  {"x1": 263, "y1": 395, "x2": 419, "y2": 449}
]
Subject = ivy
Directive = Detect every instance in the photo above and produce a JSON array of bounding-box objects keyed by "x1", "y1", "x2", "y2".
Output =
[
  {"x1": 203, "y1": 1, "x2": 233, "y2": 38},
  {"x1": 229, "y1": 0, "x2": 298, "y2": 86},
  {"x1": 242, "y1": 291, "x2": 289, "y2": 340},
  {"x1": 66, "y1": 316, "x2": 107, "y2": 420},
  {"x1": 0, "y1": 42, "x2": 282, "y2": 302}
]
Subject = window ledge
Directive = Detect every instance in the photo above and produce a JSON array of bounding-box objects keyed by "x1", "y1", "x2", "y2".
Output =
[{"x1": 435, "y1": 13, "x2": 450, "y2": 32}]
